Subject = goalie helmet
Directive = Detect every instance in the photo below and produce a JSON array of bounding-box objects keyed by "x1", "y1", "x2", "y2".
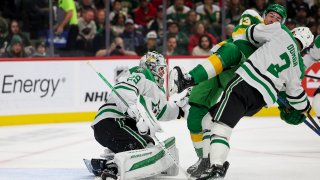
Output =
[
  {"x1": 140, "y1": 51, "x2": 167, "y2": 87},
  {"x1": 263, "y1": 4, "x2": 287, "y2": 23},
  {"x1": 291, "y1": 27, "x2": 314, "y2": 50}
]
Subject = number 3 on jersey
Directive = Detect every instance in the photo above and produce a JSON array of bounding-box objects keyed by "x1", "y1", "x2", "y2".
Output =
[
  {"x1": 127, "y1": 75, "x2": 141, "y2": 84},
  {"x1": 267, "y1": 52, "x2": 291, "y2": 78}
]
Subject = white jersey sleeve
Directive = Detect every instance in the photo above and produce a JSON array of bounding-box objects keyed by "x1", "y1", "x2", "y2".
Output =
[
  {"x1": 246, "y1": 23, "x2": 280, "y2": 48},
  {"x1": 237, "y1": 23, "x2": 309, "y2": 111}
]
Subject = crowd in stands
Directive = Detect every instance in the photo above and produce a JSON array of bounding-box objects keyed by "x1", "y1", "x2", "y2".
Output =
[{"x1": 0, "y1": 0, "x2": 319, "y2": 58}]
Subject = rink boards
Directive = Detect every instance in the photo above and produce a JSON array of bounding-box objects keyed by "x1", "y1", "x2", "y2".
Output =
[{"x1": 0, "y1": 57, "x2": 319, "y2": 126}]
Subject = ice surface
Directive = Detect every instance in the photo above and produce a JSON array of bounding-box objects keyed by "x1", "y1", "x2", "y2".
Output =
[{"x1": 0, "y1": 117, "x2": 320, "y2": 180}]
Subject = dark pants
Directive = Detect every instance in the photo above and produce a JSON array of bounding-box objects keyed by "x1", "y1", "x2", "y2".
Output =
[
  {"x1": 66, "y1": 25, "x2": 79, "y2": 50},
  {"x1": 209, "y1": 75, "x2": 266, "y2": 128},
  {"x1": 93, "y1": 118, "x2": 154, "y2": 153}
]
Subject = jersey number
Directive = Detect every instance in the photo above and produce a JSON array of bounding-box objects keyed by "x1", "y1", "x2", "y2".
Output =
[
  {"x1": 127, "y1": 75, "x2": 141, "y2": 84},
  {"x1": 240, "y1": 17, "x2": 251, "y2": 26},
  {"x1": 267, "y1": 52, "x2": 291, "y2": 78}
]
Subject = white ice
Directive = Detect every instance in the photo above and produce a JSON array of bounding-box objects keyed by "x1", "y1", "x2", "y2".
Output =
[{"x1": 0, "y1": 117, "x2": 320, "y2": 180}]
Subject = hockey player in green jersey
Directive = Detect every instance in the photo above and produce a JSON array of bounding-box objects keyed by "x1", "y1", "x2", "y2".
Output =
[
  {"x1": 168, "y1": 4, "x2": 287, "y2": 178},
  {"x1": 197, "y1": 23, "x2": 314, "y2": 179}
]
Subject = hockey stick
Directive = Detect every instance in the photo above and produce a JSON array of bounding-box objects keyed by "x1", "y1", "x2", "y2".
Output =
[
  {"x1": 305, "y1": 74, "x2": 320, "y2": 80},
  {"x1": 87, "y1": 61, "x2": 190, "y2": 178},
  {"x1": 277, "y1": 96, "x2": 320, "y2": 136}
]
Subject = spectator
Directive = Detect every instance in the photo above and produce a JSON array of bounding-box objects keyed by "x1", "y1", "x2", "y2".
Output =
[
  {"x1": 287, "y1": 0, "x2": 310, "y2": 19},
  {"x1": 2, "y1": 20, "x2": 32, "y2": 54},
  {"x1": 307, "y1": 21, "x2": 318, "y2": 37},
  {"x1": 167, "y1": 20, "x2": 189, "y2": 55},
  {"x1": 111, "y1": 13, "x2": 126, "y2": 36},
  {"x1": 95, "y1": 36, "x2": 137, "y2": 56},
  {"x1": 180, "y1": 10, "x2": 199, "y2": 36},
  {"x1": 285, "y1": 18, "x2": 297, "y2": 30},
  {"x1": 188, "y1": 21, "x2": 217, "y2": 54},
  {"x1": 196, "y1": 0, "x2": 220, "y2": 24},
  {"x1": 55, "y1": 0, "x2": 79, "y2": 50},
  {"x1": 310, "y1": 1, "x2": 320, "y2": 24},
  {"x1": 109, "y1": 0, "x2": 127, "y2": 22},
  {"x1": 167, "y1": 0, "x2": 191, "y2": 24},
  {"x1": 2, "y1": 35, "x2": 28, "y2": 58},
  {"x1": 79, "y1": 0, "x2": 96, "y2": 12},
  {"x1": 136, "y1": 31, "x2": 158, "y2": 55},
  {"x1": 147, "y1": 6, "x2": 164, "y2": 39},
  {"x1": 192, "y1": 34, "x2": 212, "y2": 56},
  {"x1": 225, "y1": 24, "x2": 235, "y2": 39},
  {"x1": 133, "y1": 0, "x2": 156, "y2": 28},
  {"x1": 226, "y1": 0, "x2": 245, "y2": 25},
  {"x1": 0, "y1": 17, "x2": 8, "y2": 55},
  {"x1": 157, "y1": 34, "x2": 179, "y2": 56},
  {"x1": 95, "y1": 8, "x2": 106, "y2": 34},
  {"x1": 32, "y1": 41, "x2": 47, "y2": 57},
  {"x1": 77, "y1": 7, "x2": 96, "y2": 49},
  {"x1": 92, "y1": 26, "x2": 115, "y2": 54},
  {"x1": 120, "y1": 0, "x2": 139, "y2": 15},
  {"x1": 251, "y1": 0, "x2": 267, "y2": 15},
  {"x1": 295, "y1": 5, "x2": 310, "y2": 26},
  {"x1": 120, "y1": 18, "x2": 145, "y2": 52}
]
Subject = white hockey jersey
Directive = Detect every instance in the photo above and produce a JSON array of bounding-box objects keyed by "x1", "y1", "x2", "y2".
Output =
[
  {"x1": 237, "y1": 22, "x2": 309, "y2": 111},
  {"x1": 92, "y1": 66, "x2": 179, "y2": 126}
]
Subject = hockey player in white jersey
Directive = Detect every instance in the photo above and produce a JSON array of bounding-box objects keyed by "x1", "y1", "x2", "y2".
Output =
[
  {"x1": 304, "y1": 35, "x2": 320, "y2": 121},
  {"x1": 88, "y1": 51, "x2": 188, "y2": 180},
  {"x1": 197, "y1": 24, "x2": 314, "y2": 179}
]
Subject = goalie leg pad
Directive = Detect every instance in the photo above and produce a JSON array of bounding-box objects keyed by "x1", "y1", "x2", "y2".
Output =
[{"x1": 114, "y1": 137, "x2": 179, "y2": 179}]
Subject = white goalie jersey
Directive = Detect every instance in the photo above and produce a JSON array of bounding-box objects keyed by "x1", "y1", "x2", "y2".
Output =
[
  {"x1": 92, "y1": 66, "x2": 179, "y2": 126},
  {"x1": 237, "y1": 22, "x2": 309, "y2": 111}
]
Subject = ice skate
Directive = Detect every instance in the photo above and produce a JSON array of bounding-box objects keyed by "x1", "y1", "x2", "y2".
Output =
[
  {"x1": 187, "y1": 158, "x2": 202, "y2": 174},
  {"x1": 169, "y1": 66, "x2": 195, "y2": 95},
  {"x1": 197, "y1": 161, "x2": 229, "y2": 180},
  {"x1": 189, "y1": 158, "x2": 210, "y2": 178},
  {"x1": 101, "y1": 162, "x2": 118, "y2": 180},
  {"x1": 83, "y1": 158, "x2": 113, "y2": 176}
]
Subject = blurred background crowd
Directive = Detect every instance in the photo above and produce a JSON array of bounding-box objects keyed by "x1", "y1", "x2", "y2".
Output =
[{"x1": 0, "y1": 0, "x2": 319, "y2": 58}]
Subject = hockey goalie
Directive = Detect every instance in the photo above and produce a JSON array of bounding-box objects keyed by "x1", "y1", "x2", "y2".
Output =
[{"x1": 84, "y1": 51, "x2": 189, "y2": 180}]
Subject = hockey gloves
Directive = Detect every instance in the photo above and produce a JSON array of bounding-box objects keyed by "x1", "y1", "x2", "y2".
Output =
[
  {"x1": 175, "y1": 87, "x2": 192, "y2": 119},
  {"x1": 136, "y1": 118, "x2": 149, "y2": 135},
  {"x1": 277, "y1": 92, "x2": 306, "y2": 125},
  {"x1": 279, "y1": 107, "x2": 306, "y2": 125}
]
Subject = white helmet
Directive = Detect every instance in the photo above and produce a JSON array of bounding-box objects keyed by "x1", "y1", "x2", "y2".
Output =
[
  {"x1": 140, "y1": 51, "x2": 167, "y2": 87},
  {"x1": 291, "y1": 27, "x2": 314, "y2": 51}
]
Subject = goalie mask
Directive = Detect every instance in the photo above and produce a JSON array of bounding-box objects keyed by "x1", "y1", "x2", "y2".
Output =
[
  {"x1": 140, "y1": 51, "x2": 167, "y2": 87},
  {"x1": 291, "y1": 27, "x2": 314, "y2": 51},
  {"x1": 263, "y1": 4, "x2": 287, "y2": 23}
]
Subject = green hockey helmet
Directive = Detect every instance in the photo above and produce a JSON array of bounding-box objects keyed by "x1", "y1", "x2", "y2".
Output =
[{"x1": 263, "y1": 4, "x2": 287, "y2": 23}]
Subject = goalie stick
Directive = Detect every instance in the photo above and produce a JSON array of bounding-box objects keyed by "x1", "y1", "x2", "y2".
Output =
[
  {"x1": 87, "y1": 61, "x2": 190, "y2": 178},
  {"x1": 277, "y1": 96, "x2": 320, "y2": 136}
]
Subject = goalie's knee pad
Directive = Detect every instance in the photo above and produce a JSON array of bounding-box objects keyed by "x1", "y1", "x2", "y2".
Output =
[
  {"x1": 113, "y1": 137, "x2": 179, "y2": 179},
  {"x1": 313, "y1": 92, "x2": 320, "y2": 117}
]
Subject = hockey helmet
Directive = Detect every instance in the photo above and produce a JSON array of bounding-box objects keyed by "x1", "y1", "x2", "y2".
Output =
[
  {"x1": 291, "y1": 27, "x2": 314, "y2": 50},
  {"x1": 140, "y1": 51, "x2": 167, "y2": 87},
  {"x1": 263, "y1": 4, "x2": 287, "y2": 23}
]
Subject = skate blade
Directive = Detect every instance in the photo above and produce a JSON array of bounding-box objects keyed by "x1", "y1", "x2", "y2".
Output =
[{"x1": 83, "y1": 158, "x2": 93, "y2": 173}]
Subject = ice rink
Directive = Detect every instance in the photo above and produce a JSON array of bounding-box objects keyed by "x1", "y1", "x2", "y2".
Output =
[{"x1": 0, "y1": 117, "x2": 320, "y2": 180}]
